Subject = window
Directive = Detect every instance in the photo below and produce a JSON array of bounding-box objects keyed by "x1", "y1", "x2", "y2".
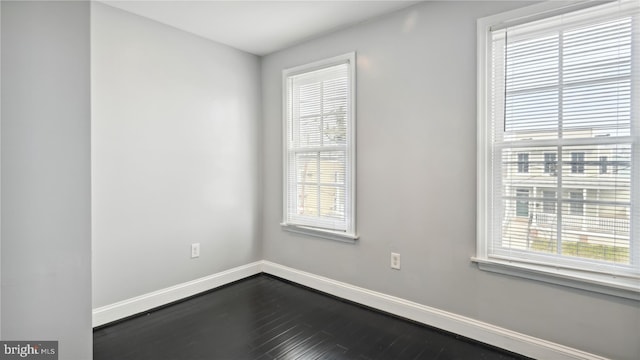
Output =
[
  {"x1": 544, "y1": 152, "x2": 557, "y2": 175},
  {"x1": 542, "y1": 190, "x2": 556, "y2": 214},
  {"x1": 515, "y1": 188, "x2": 530, "y2": 217},
  {"x1": 568, "y1": 190, "x2": 584, "y2": 216},
  {"x1": 477, "y1": 1, "x2": 639, "y2": 298},
  {"x1": 517, "y1": 153, "x2": 529, "y2": 173},
  {"x1": 571, "y1": 152, "x2": 585, "y2": 174},
  {"x1": 282, "y1": 53, "x2": 357, "y2": 241},
  {"x1": 600, "y1": 156, "x2": 608, "y2": 174}
]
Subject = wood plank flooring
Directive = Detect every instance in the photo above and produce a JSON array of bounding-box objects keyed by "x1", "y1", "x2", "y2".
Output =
[{"x1": 93, "y1": 274, "x2": 530, "y2": 360}]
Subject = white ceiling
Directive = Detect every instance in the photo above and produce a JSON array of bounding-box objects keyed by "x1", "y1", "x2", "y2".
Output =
[{"x1": 101, "y1": 1, "x2": 422, "y2": 56}]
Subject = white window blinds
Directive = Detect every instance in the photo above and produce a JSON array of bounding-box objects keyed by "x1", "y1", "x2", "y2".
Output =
[
  {"x1": 483, "y1": 0, "x2": 639, "y2": 278},
  {"x1": 283, "y1": 53, "x2": 356, "y2": 240}
]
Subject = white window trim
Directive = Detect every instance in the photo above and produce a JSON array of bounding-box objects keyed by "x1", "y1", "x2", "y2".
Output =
[
  {"x1": 281, "y1": 53, "x2": 358, "y2": 243},
  {"x1": 280, "y1": 223, "x2": 359, "y2": 243},
  {"x1": 475, "y1": 0, "x2": 640, "y2": 300},
  {"x1": 471, "y1": 256, "x2": 639, "y2": 300}
]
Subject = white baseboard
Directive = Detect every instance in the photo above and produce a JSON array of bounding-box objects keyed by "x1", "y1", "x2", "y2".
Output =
[
  {"x1": 261, "y1": 261, "x2": 607, "y2": 360},
  {"x1": 92, "y1": 261, "x2": 262, "y2": 327},
  {"x1": 93, "y1": 260, "x2": 605, "y2": 360}
]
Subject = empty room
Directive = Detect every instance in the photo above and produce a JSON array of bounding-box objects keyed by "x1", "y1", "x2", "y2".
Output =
[{"x1": 0, "y1": 0, "x2": 638, "y2": 359}]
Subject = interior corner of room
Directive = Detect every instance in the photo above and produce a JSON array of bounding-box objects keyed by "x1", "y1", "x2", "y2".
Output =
[{"x1": 1, "y1": 1, "x2": 639, "y2": 360}]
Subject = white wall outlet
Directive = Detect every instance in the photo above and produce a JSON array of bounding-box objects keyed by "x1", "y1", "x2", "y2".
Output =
[
  {"x1": 391, "y1": 252, "x2": 401, "y2": 270},
  {"x1": 191, "y1": 243, "x2": 200, "y2": 258}
]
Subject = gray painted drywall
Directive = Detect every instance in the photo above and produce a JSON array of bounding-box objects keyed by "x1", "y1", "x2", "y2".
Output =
[
  {"x1": 1, "y1": 1, "x2": 92, "y2": 358},
  {"x1": 261, "y1": 1, "x2": 640, "y2": 359},
  {"x1": 0, "y1": 1, "x2": 3, "y2": 340},
  {"x1": 91, "y1": 3, "x2": 262, "y2": 308}
]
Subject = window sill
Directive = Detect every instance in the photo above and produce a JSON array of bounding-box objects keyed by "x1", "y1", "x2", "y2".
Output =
[
  {"x1": 281, "y1": 223, "x2": 359, "y2": 243},
  {"x1": 471, "y1": 257, "x2": 639, "y2": 301}
]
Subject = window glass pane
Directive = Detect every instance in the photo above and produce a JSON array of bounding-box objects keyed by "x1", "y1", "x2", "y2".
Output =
[
  {"x1": 296, "y1": 153, "x2": 318, "y2": 183},
  {"x1": 504, "y1": 89, "x2": 559, "y2": 140},
  {"x1": 501, "y1": 147, "x2": 558, "y2": 194},
  {"x1": 563, "y1": 145, "x2": 631, "y2": 195},
  {"x1": 297, "y1": 185, "x2": 318, "y2": 216},
  {"x1": 319, "y1": 186, "x2": 344, "y2": 219},
  {"x1": 319, "y1": 151, "x2": 346, "y2": 185},
  {"x1": 560, "y1": 201, "x2": 630, "y2": 264},
  {"x1": 501, "y1": 17, "x2": 633, "y2": 142},
  {"x1": 505, "y1": 34, "x2": 559, "y2": 91},
  {"x1": 503, "y1": 32, "x2": 559, "y2": 140},
  {"x1": 322, "y1": 77, "x2": 348, "y2": 146},
  {"x1": 502, "y1": 195, "x2": 556, "y2": 251},
  {"x1": 562, "y1": 17, "x2": 632, "y2": 138}
]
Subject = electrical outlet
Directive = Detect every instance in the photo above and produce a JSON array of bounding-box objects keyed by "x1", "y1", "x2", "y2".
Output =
[
  {"x1": 391, "y1": 252, "x2": 400, "y2": 270},
  {"x1": 191, "y1": 243, "x2": 200, "y2": 258}
]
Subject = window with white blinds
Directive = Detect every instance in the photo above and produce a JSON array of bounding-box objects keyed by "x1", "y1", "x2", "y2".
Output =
[
  {"x1": 282, "y1": 53, "x2": 357, "y2": 241},
  {"x1": 477, "y1": 0, "x2": 639, "y2": 297}
]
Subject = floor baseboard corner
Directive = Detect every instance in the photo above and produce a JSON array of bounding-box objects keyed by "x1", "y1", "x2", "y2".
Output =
[
  {"x1": 92, "y1": 261, "x2": 262, "y2": 328},
  {"x1": 260, "y1": 260, "x2": 607, "y2": 360}
]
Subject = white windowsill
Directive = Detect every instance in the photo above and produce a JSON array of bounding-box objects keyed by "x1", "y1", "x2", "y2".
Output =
[
  {"x1": 281, "y1": 223, "x2": 359, "y2": 243},
  {"x1": 471, "y1": 257, "x2": 639, "y2": 301}
]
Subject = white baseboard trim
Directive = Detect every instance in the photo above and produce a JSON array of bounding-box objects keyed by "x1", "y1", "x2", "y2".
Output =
[
  {"x1": 92, "y1": 261, "x2": 262, "y2": 328},
  {"x1": 92, "y1": 260, "x2": 605, "y2": 359},
  {"x1": 261, "y1": 261, "x2": 607, "y2": 360}
]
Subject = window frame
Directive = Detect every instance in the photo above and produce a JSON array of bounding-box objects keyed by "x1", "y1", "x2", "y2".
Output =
[
  {"x1": 281, "y1": 53, "x2": 358, "y2": 243},
  {"x1": 475, "y1": 1, "x2": 639, "y2": 300}
]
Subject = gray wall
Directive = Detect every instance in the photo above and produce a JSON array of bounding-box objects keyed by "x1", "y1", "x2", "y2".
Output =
[
  {"x1": 261, "y1": 2, "x2": 640, "y2": 359},
  {"x1": 2, "y1": 1, "x2": 636, "y2": 359},
  {"x1": 91, "y1": 3, "x2": 262, "y2": 308},
  {"x1": 1, "y1": 1, "x2": 92, "y2": 358},
  {"x1": 0, "y1": 1, "x2": 3, "y2": 340}
]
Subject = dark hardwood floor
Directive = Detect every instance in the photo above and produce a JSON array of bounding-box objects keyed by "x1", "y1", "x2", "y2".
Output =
[{"x1": 94, "y1": 274, "x2": 530, "y2": 360}]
